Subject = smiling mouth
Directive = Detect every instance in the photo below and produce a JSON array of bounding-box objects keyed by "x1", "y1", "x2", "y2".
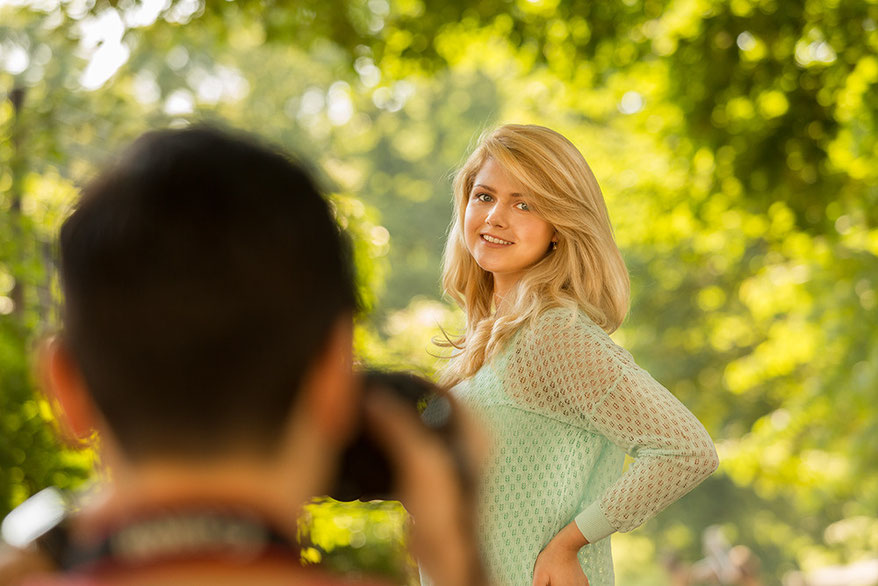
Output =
[{"x1": 481, "y1": 234, "x2": 513, "y2": 245}]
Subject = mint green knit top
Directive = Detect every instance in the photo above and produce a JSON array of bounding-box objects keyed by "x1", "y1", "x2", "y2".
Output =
[{"x1": 451, "y1": 308, "x2": 718, "y2": 586}]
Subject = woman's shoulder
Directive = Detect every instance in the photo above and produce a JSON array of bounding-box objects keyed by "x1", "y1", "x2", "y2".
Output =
[
  {"x1": 500, "y1": 305, "x2": 616, "y2": 363},
  {"x1": 525, "y1": 305, "x2": 608, "y2": 339},
  {"x1": 497, "y1": 305, "x2": 631, "y2": 400}
]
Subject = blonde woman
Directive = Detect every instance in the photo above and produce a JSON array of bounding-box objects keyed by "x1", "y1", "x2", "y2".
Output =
[{"x1": 438, "y1": 124, "x2": 719, "y2": 586}]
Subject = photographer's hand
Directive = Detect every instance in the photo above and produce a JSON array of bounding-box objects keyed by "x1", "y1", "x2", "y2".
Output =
[
  {"x1": 364, "y1": 390, "x2": 489, "y2": 586},
  {"x1": 0, "y1": 545, "x2": 54, "y2": 586}
]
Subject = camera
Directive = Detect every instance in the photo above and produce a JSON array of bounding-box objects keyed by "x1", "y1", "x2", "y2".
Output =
[{"x1": 329, "y1": 370, "x2": 467, "y2": 502}]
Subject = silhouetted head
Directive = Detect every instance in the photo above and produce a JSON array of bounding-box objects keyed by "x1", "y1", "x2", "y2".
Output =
[{"x1": 57, "y1": 125, "x2": 357, "y2": 461}]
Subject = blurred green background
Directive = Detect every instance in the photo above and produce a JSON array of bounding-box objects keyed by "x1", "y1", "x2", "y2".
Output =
[{"x1": 1, "y1": 0, "x2": 876, "y2": 584}]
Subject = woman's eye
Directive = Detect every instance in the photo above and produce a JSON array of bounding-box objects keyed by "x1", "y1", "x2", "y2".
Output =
[
  {"x1": 475, "y1": 193, "x2": 492, "y2": 202},
  {"x1": 516, "y1": 202, "x2": 530, "y2": 211}
]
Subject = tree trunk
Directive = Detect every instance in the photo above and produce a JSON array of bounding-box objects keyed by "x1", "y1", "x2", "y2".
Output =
[{"x1": 8, "y1": 85, "x2": 27, "y2": 321}]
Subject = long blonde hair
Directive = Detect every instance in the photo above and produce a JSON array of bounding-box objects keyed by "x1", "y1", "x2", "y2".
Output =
[{"x1": 439, "y1": 124, "x2": 630, "y2": 386}]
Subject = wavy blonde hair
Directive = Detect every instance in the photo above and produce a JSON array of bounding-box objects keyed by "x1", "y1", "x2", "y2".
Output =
[{"x1": 438, "y1": 124, "x2": 630, "y2": 387}]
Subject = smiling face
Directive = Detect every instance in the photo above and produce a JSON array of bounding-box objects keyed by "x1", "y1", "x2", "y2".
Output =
[{"x1": 463, "y1": 158, "x2": 557, "y2": 298}]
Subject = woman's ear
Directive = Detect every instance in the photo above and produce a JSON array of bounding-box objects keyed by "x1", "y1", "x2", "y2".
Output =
[{"x1": 38, "y1": 337, "x2": 98, "y2": 443}]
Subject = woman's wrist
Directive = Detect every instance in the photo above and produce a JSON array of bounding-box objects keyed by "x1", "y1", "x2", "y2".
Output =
[{"x1": 545, "y1": 520, "x2": 589, "y2": 554}]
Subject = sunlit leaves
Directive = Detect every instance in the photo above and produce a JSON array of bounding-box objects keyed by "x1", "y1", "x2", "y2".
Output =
[
  {"x1": 2, "y1": 0, "x2": 877, "y2": 581},
  {"x1": 299, "y1": 498, "x2": 414, "y2": 582}
]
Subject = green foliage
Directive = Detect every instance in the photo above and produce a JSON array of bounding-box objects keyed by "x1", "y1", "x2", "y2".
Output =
[
  {"x1": 299, "y1": 498, "x2": 416, "y2": 584},
  {"x1": 2, "y1": 0, "x2": 876, "y2": 582}
]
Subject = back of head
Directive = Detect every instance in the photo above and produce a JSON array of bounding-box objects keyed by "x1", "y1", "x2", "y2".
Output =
[{"x1": 59, "y1": 125, "x2": 357, "y2": 461}]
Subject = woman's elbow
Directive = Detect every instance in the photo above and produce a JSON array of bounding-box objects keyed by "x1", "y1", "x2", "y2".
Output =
[
  {"x1": 700, "y1": 442, "x2": 720, "y2": 477},
  {"x1": 692, "y1": 420, "x2": 720, "y2": 477}
]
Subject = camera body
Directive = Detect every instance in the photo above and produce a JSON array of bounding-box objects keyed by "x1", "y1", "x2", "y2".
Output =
[{"x1": 330, "y1": 370, "x2": 460, "y2": 502}]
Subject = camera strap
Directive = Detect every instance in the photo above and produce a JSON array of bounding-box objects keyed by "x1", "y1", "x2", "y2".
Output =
[{"x1": 62, "y1": 508, "x2": 299, "y2": 572}]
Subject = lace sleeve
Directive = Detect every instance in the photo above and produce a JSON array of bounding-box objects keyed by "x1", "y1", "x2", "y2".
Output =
[
  {"x1": 502, "y1": 308, "x2": 718, "y2": 542},
  {"x1": 577, "y1": 357, "x2": 719, "y2": 540}
]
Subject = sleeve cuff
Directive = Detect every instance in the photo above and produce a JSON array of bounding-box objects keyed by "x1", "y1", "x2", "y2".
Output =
[{"x1": 574, "y1": 501, "x2": 617, "y2": 544}]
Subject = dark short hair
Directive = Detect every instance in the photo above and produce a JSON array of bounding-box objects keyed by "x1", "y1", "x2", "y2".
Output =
[{"x1": 59, "y1": 125, "x2": 357, "y2": 461}]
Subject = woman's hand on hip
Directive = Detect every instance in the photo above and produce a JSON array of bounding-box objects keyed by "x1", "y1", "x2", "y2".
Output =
[
  {"x1": 532, "y1": 547, "x2": 589, "y2": 586},
  {"x1": 532, "y1": 520, "x2": 590, "y2": 586}
]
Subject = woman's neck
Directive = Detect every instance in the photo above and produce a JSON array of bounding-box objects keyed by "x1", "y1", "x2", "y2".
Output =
[
  {"x1": 492, "y1": 289, "x2": 514, "y2": 317},
  {"x1": 491, "y1": 275, "x2": 518, "y2": 314}
]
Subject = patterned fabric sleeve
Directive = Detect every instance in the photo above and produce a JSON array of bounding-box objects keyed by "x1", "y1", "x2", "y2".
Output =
[
  {"x1": 505, "y1": 308, "x2": 719, "y2": 542},
  {"x1": 579, "y1": 351, "x2": 719, "y2": 541}
]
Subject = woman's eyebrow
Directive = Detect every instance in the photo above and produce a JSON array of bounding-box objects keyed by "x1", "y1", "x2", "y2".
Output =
[{"x1": 472, "y1": 183, "x2": 524, "y2": 197}]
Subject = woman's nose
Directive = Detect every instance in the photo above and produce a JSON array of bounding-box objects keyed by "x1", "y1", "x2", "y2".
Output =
[{"x1": 485, "y1": 204, "x2": 507, "y2": 227}]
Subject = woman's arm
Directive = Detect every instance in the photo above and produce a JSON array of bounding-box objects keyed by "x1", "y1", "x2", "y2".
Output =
[
  {"x1": 576, "y1": 364, "x2": 719, "y2": 542},
  {"x1": 508, "y1": 309, "x2": 718, "y2": 543},
  {"x1": 503, "y1": 309, "x2": 718, "y2": 583}
]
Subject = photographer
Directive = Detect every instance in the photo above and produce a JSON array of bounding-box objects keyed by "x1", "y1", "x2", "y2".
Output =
[{"x1": 1, "y1": 125, "x2": 484, "y2": 586}]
